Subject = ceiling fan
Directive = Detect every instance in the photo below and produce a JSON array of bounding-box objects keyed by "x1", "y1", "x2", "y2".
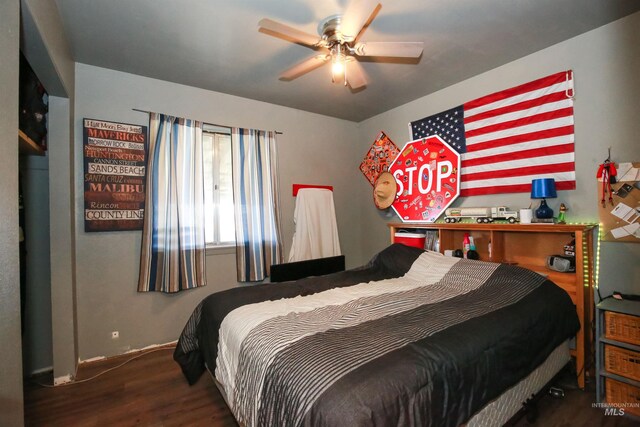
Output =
[{"x1": 258, "y1": 0, "x2": 424, "y2": 89}]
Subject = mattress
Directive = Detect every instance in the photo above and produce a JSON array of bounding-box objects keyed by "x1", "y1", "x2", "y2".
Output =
[
  {"x1": 209, "y1": 340, "x2": 570, "y2": 427},
  {"x1": 467, "y1": 340, "x2": 570, "y2": 426}
]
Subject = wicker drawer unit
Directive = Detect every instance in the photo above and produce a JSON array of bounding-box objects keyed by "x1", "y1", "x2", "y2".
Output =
[
  {"x1": 605, "y1": 344, "x2": 640, "y2": 382},
  {"x1": 597, "y1": 299, "x2": 640, "y2": 419},
  {"x1": 605, "y1": 378, "x2": 640, "y2": 417},
  {"x1": 605, "y1": 311, "x2": 640, "y2": 345}
]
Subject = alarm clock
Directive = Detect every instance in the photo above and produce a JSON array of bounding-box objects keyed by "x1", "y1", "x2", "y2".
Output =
[{"x1": 546, "y1": 255, "x2": 575, "y2": 272}]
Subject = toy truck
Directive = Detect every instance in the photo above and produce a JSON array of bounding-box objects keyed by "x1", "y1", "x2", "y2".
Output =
[{"x1": 444, "y1": 206, "x2": 519, "y2": 223}]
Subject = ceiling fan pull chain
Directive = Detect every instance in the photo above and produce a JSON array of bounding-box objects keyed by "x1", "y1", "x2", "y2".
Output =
[{"x1": 344, "y1": 54, "x2": 348, "y2": 86}]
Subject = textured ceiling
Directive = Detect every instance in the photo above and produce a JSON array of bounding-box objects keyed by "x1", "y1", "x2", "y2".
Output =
[{"x1": 54, "y1": 0, "x2": 640, "y2": 122}]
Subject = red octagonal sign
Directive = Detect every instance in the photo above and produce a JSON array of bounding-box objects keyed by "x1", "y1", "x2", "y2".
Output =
[{"x1": 389, "y1": 135, "x2": 461, "y2": 223}]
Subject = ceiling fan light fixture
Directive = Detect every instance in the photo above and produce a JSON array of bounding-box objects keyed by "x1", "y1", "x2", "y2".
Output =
[
  {"x1": 331, "y1": 57, "x2": 345, "y2": 76},
  {"x1": 331, "y1": 44, "x2": 347, "y2": 85},
  {"x1": 259, "y1": 0, "x2": 422, "y2": 90}
]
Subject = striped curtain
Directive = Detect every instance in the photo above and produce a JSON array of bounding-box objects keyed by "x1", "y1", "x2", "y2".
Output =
[
  {"x1": 232, "y1": 128, "x2": 283, "y2": 281},
  {"x1": 138, "y1": 113, "x2": 206, "y2": 293}
]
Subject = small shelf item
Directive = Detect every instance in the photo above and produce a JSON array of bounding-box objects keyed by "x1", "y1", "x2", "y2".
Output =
[
  {"x1": 444, "y1": 206, "x2": 519, "y2": 224},
  {"x1": 596, "y1": 298, "x2": 640, "y2": 419},
  {"x1": 531, "y1": 178, "x2": 557, "y2": 219}
]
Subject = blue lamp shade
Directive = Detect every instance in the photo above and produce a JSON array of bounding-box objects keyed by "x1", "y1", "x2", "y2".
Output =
[
  {"x1": 530, "y1": 178, "x2": 557, "y2": 199},
  {"x1": 530, "y1": 178, "x2": 557, "y2": 219}
]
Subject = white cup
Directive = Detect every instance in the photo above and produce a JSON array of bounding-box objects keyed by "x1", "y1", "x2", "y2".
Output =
[{"x1": 520, "y1": 209, "x2": 533, "y2": 224}]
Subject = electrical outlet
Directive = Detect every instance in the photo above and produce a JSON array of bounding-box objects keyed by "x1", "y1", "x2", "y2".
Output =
[{"x1": 111, "y1": 331, "x2": 119, "y2": 339}]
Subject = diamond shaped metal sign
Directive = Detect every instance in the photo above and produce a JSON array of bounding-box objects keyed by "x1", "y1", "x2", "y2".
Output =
[{"x1": 389, "y1": 135, "x2": 461, "y2": 222}]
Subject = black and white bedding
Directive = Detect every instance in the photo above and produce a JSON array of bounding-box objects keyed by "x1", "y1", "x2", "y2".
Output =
[{"x1": 175, "y1": 244, "x2": 579, "y2": 427}]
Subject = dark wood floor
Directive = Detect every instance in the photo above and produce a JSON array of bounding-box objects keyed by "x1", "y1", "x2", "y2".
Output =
[{"x1": 24, "y1": 346, "x2": 639, "y2": 426}]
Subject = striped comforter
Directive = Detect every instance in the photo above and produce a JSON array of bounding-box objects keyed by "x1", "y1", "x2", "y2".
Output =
[{"x1": 175, "y1": 244, "x2": 579, "y2": 427}]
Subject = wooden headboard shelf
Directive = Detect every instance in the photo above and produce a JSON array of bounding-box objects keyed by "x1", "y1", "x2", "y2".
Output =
[{"x1": 388, "y1": 221, "x2": 597, "y2": 389}]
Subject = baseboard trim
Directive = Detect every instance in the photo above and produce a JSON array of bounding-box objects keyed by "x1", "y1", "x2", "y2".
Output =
[
  {"x1": 53, "y1": 374, "x2": 73, "y2": 385},
  {"x1": 78, "y1": 340, "x2": 177, "y2": 368}
]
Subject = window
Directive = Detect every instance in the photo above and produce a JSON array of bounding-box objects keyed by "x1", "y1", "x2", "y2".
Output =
[{"x1": 203, "y1": 130, "x2": 235, "y2": 246}]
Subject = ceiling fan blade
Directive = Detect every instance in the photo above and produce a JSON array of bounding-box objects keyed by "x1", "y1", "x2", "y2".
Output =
[
  {"x1": 258, "y1": 18, "x2": 323, "y2": 47},
  {"x1": 354, "y1": 41, "x2": 424, "y2": 58},
  {"x1": 341, "y1": 0, "x2": 381, "y2": 42},
  {"x1": 280, "y1": 55, "x2": 330, "y2": 80},
  {"x1": 347, "y1": 60, "x2": 368, "y2": 89}
]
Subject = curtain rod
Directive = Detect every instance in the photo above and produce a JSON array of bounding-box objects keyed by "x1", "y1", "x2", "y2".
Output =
[{"x1": 132, "y1": 108, "x2": 283, "y2": 134}]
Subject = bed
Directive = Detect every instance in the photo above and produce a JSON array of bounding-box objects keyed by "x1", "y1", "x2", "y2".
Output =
[{"x1": 175, "y1": 244, "x2": 580, "y2": 426}]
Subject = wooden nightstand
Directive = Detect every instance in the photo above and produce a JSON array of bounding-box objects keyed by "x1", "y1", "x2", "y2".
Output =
[{"x1": 596, "y1": 298, "x2": 640, "y2": 418}]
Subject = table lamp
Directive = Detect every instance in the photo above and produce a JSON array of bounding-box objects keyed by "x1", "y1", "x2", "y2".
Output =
[{"x1": 531, "y1": 178, "x2": 557, "y2": 219}]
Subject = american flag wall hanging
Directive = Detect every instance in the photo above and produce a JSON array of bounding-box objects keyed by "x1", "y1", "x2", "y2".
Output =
[{"x1": 410, "y1": 70, "x2": 576, "y2": 197}]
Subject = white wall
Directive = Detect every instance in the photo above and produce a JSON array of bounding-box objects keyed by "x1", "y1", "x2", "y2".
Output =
[
  {"x1": 48, "y1": 96, "x2": 78, "y2": 381},
  {"x1": 72, "y1": 64, "x2": 363, "y2": 360},
  {"x1": 21, "y1": 0, "x2": 78, "y2": 384},
  {"x1": 19, "y1": 155, "x2": 52, "y2": 375},
  {"x1": 357, "y1": 12, "x2": 640, "y2": 296},
  {"x1": 0, "y1": 1, "x2": 23, "y2": 424}
]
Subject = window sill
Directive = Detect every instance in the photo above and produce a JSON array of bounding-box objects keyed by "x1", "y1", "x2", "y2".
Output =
[{"x1": 205, "y1": 245, "x2": 235, "y2": 256}]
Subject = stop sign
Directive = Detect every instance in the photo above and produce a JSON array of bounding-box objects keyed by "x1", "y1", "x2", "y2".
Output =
[{"x1": 389, "y1": 135, "x2": 461, "y2": 222}]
